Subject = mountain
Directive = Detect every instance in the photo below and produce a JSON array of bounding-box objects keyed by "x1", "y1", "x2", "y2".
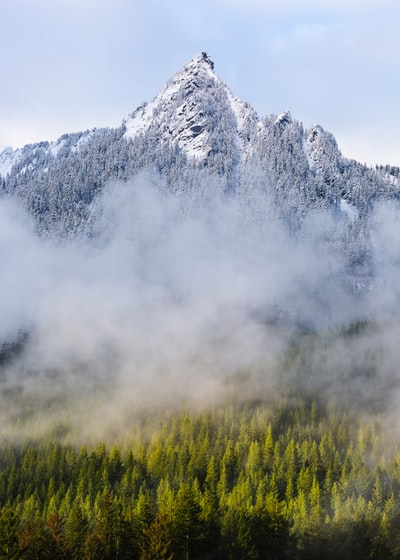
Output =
[
  {"x1": 1, "y1": 52, "x2": 399, "y2": 278},
  {"x1": 3, "y1": 52, "x2": 400, "y2": 447},
  {"x1": 124, "y1": 52, "x2": 256, "y2": 162}
]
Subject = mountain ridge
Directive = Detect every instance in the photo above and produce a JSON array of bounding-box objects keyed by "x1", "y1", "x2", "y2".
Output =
[{"x1": 0, "y1": 52, "x2": 399, "y2": 268}]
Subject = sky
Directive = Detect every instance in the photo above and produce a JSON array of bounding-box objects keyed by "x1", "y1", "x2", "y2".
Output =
[{"x1": 0, "y1": 0, "x2": 399, "y2": 166}]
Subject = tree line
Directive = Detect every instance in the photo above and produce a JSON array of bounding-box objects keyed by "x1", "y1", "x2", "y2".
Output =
[{"x1": 1, "y1": 395, "x2": 400, "y2": 559}]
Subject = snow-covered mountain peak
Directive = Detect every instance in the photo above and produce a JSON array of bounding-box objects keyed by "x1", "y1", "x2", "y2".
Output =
[
  {"x1": 184, "y1": 51, "x2": 215, "y2": 72},
  {"x1": 124, "y1": 52, "x2": 250, "y2": 161},
  {"x1": 159, "y1": 51, "x2": 220, "y2": 105},
  {"x1": 0, "y1": 50, "x2": 396, "y2": 292}
]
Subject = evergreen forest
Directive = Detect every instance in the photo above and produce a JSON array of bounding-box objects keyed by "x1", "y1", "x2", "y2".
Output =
[{"x1": 2, "y1": 342, "x2": 400, "y2": 559}]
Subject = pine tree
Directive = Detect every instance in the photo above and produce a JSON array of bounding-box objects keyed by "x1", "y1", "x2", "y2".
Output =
[
  {"x1": 94, "y1": 492, "x2": 116, "y2": 560},
  {"x1": 45, "y1": 511, "x2": 66, "y2": 560},
  {"x1": 140, "y1": 514, "x2": 173, "y2": 560},
  {"x1": 172, "y1": 481, "x2": 204, "y2": 560},
  {"x1": 0, "y1": 504, "x2": 20, "y2": 560},
  {"x1": 65, "y1": 501, "x2": 89, "y2": 560},
  {"x1": 18, "y1": 517, "x2": 46, "y2": 560}
]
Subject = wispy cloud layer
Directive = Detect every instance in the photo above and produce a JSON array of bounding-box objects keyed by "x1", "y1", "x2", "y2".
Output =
[{"x1": 1, "y1": 174, "x2": 400, "y2": 441}]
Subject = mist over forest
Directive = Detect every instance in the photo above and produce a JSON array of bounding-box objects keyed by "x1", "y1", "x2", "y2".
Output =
[
  {"x1": 1, "y1": 171, "x2": 400, "y2": 444},
  {"x1": 4, "y1": 49, "x2": 400, "y2": 559}
]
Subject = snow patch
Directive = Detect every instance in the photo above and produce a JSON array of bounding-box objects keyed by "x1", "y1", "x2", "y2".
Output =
[
  {"x1": 124, "y1": 102, "x2": 156, "y2": 140},
  {"x1": 275, "y1": 111, "x2": 293, "y2": 126},
  {"x1": 0, "y1": 147, "x2": 22, "y2": 177},
  {"x1": 124, "y1": 52, "x2": 219, "y2": 145},
  {"x1": 227, "y1": 90, "x2": 257, "y2": 132},
  {"x1": 49, "y1": 138, "x2": 66, "y2": 158},
  {"x1": 71, "y1": 130, "x2": 98, "y2": 153}
]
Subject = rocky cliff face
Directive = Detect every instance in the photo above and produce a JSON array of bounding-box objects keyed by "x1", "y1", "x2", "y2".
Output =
[{"x1": 123, "y1": 52, "x2": 255, "y2": 162}]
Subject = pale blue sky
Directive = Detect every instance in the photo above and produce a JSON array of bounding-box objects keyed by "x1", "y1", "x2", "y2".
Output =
[{"x1": 1, "y1": 0, "x2": 399, "y2": 165}]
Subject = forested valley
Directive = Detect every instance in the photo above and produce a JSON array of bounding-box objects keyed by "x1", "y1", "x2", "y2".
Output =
[{"x1": 1, "y1": 325, "x2": 400, "y2": 560}]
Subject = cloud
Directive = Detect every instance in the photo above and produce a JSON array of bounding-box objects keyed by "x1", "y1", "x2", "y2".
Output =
[
  {"x1": 3, "y1": 169, "x2": 400, "y2": 444},
  {"x1": 0, "y1": 172, "x2": 369, "y2": 442}
]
